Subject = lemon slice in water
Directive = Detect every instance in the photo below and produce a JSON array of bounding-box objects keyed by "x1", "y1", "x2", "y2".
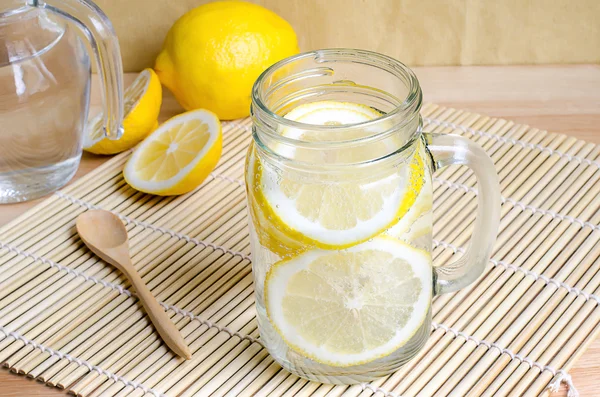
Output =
[
  {"x1": 265, "y1": 237, "x2": 432, "y2": 366},
  {"x1": 386, "y1": 167, "x2": 432, "y2": 238},
  {"x1": 253, "y1": 100, "x2": 424, "y2": 249}
]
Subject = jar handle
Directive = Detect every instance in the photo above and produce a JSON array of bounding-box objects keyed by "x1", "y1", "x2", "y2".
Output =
[
  {"x1": 424, "y1": 132, "x2": 501, "y2": 295},
  {"x1": 31, "y1": 0, "x2": 124, "y2": 139}
]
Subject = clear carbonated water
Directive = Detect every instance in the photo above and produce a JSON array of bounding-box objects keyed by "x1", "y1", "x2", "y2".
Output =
[{"x1": 0, "y1": 13, "x2": 90, "y2": 203}]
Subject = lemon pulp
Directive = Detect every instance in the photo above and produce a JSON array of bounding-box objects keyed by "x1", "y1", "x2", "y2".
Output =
[
  {"x1": 264, "y1": 237, "x2": 431, "y2": 367},
  {"x1": 124, "y1": 109, "x2": 222, "y2": 195}
]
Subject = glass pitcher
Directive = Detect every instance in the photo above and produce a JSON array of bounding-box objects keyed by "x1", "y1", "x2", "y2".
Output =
[
  {"x1": 246, "y1": 49, "x2": 501, "y2": 384},
  {"x1": 0, "y1": 0, "x2": 124, "y2": 203}
]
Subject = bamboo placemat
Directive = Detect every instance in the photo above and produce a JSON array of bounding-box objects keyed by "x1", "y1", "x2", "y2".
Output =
[{"x1": 1, "y1": 103, "x2": 598, "y2": 397}]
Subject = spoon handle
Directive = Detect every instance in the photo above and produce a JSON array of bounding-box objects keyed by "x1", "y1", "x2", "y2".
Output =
[{"x1": 127, "y1": 270, "x2": 192, "y2": 359}]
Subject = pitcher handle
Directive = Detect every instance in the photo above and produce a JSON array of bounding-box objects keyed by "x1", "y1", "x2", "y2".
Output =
[
  {"x1": 424, "y1": 132, "x2": 501, "y2": 295},
  {"x1": 31, "y1": 0, "x2": 124, "y2": 139}
]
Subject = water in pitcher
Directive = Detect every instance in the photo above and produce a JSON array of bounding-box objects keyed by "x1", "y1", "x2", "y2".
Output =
[
  {"x1": 0, "y1": 9, "x2": 90, "y2": 203},
  {"x1": 246, "y1": 100, "x2": 435, "y2": 383}
]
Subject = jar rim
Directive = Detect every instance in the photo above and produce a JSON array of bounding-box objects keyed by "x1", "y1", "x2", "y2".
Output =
[{"x1": 251, "y1": 48, "x2": 422, "y2": 150}]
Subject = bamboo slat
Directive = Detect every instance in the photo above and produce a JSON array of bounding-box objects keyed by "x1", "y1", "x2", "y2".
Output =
[{"x1": 0, "y1": 108, "x2": 597, "y2": 396}]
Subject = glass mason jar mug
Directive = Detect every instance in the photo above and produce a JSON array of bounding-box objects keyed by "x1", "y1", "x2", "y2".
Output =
[{"x1": 246, "y1": 49, "x2": 501, "y2": 384}]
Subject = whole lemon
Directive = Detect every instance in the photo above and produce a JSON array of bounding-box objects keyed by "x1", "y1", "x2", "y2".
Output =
[{"x1": 155, "y1": 1, "x2": 299, "y2": 120}]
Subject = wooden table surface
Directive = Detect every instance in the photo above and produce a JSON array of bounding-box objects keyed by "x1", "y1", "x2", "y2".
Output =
[{"x1": 0, "y1": 65, "x2": 599, "y2": 396}]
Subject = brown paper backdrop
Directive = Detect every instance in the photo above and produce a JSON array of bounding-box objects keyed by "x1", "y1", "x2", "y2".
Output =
[{"x1": 97, "y1": 0, "x2": 600, "y2": 72}]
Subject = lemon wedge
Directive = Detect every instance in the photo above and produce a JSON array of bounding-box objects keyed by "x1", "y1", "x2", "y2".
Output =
[
  {"x1": 252, "y1": 101, "x2": 424, "y2": 249},
  {"x1": 84, "y1": 69, "x2": 162, "y2": 155},
  {"x1": 124, "y1": 109, "x2": 222, "y2": 195},
  {"x1": 265, "y1": 237, "x2": 432, "y2": 367}
]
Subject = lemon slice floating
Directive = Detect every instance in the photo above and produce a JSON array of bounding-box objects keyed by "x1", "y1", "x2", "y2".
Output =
[
  {"x1": 253, "y1": 100, "x2": 424, "y2": 249},
  {"x1": 246, "y1": 148, "x2": 305, "y2": 257},
  {"x1": 265, "y1": 237, "x2": 432, "y2": 367},
  {"x1": 403, "y1": 211, "x2": 433, "y2": 241},
  {"x1": 124, "y1": 109, "x2": 222, "y2": 195},
  {"x1": 84, "y1": 68, "x2": 162, "y2": 155},
  {"x1": 386, "y1": 164, "x2": 432, "y2": 239},
  {"x1": 282, "y1": 100, "x2": 383, "y2": 136}
]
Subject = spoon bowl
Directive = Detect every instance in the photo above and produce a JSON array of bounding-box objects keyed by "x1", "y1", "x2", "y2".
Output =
[{"x1": 76, "y1": 210, "x2": 128, "y2": 248}]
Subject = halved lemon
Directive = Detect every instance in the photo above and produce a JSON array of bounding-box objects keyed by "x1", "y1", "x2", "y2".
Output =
[
  {"x1": 265, "y1": 237, "x2": 432, "y2": 367},
  {"x1": 124, "y1": 109, "x2": 222, "y2": 195},
  {"x1": 84, "y1": 68, "x2": 162, "y2": 155}
]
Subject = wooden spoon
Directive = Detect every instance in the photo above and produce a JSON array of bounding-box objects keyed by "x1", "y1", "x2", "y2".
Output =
[{"x1": 76, "y1": 209, "x2": 192, "y2": 360}]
